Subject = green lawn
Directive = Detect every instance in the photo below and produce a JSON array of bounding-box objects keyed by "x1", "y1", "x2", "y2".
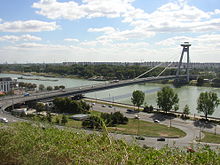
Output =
[
  {"x1": 108, "y1": 118, "x2": 186, "y2": 137},
  {"x1": 200, "y1": 131, "x2": 220, "y2": 144},
  {"x1": 29, "y1": 111, "x2": 186, "y2": 138}
]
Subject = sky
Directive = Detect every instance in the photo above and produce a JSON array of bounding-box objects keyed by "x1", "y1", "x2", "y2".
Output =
[{"x1": 0, "y1": 0, "x2": 220, "y2": 63}]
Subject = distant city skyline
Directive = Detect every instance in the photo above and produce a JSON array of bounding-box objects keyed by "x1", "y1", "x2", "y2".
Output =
[{"x1": 0, "y1": 0, "x2": 220, "y2": 63}]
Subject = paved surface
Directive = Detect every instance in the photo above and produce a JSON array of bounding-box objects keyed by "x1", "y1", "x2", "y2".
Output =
[{"x1": 90, "y1": 102, "x2": 220, "y2": 149}]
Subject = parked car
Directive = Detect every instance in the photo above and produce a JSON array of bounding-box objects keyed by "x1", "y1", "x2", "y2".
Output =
[
  {"x1": 157, "y1": 137, "x2": 165, "y2": 141},
  {"x1": 108, "y1": 105, "x2": 112, "y2": 108},
  {"x1": 23, "y1": 93, "x2": 30, "y2": 97},
  {"x1": 154, "y1": 119, "x2": 160, "y2": 123},
  {"x1": 0, "y1": 117, "x2": 8, "y2": 123},
  {"x1": 92, "y1": 103, "x2": 96, "y2": 106},
  {"x1": 102, "y1": 105, "x2": 106, "y2": 107},
  {"x1": 134, "y1": 115, "x2": 140, "y2": 119},
  {"x1": 136, "y1": 136, "x2": 145, "y2": 140}
]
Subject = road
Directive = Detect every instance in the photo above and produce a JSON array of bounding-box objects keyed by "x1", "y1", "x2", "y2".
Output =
[{"x1": 91, "y1": 102, "x2": 220, "y2": 149}]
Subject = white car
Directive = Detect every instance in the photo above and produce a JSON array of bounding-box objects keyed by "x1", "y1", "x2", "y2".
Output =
[
  {"x1": 0, "y1": 117, "x2": 8, "y2": 123},
  {"x1": 154, "y1": 119, "x2": 160, "y2": 123}
]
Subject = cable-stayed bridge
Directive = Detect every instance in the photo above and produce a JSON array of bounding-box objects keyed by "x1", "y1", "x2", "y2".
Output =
[{"x1": 0, "y1": 42, "x2": 193, "y2": 108}]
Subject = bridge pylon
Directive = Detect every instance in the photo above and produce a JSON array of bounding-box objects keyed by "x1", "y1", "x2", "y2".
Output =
[{"x1": 176, "y1": 42, "x2": 191, "y2": 82}]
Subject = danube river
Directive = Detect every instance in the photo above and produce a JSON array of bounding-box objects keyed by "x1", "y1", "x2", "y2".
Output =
[{"x1": 1, "y1": 73, "x2": 220, "y2": 118}]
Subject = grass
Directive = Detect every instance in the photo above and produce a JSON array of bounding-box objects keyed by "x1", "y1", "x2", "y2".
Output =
[
  {"x1": 0, "y1": 122, "x2": 219, "y2": 164},
  {"x1": 200, "y1": 131, "x2": 220, "y2": 144},
  {"x1": 27, "y1": 111, "x2": 186, "y2": 138},
  {"x1": 108, "y1": 118, "x2": 186, "y2": 137}
]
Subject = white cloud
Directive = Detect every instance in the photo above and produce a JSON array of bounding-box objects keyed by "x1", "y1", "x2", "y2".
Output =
[
  {"x1": 64, "y1": 38, "x2": 79, "y2": 42},
  {"x1": 88, "y1": 26, "x2": 155, "y2": 41},
  {"x1": 0, "y1": 34, "x2": 42, "y2": 42},
  {"x1": 0, "y1": 20, "x2": 58, "y2": 32},
  {"x1": 122, "y1": 1, "x2": 220, "y2": 33},
  {"x1": 32, "y1": 0, "x2": 135, "y2": 20}
]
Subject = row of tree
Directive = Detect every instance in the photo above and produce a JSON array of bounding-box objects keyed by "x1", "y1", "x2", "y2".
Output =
[{"x1": 131, "y1": 87, "x2": 220, "y2": 120}]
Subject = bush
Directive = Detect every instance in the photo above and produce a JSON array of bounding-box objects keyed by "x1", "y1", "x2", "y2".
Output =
[
  {"x1": 143, "y1": 105, "x2": 154, "y2": 113},
  {"x1": 82, "y1": 116, "x2": 102, "y2": 129}
]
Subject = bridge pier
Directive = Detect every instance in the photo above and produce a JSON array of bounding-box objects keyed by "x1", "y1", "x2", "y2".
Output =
[{"x1": 176, "y1": 42, "x2": 191, "y2": 82}]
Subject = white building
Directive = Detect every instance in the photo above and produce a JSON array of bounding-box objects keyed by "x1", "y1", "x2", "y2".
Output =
[{"x1": 0, "y1": 77, "x2": 16, "y2": 93}]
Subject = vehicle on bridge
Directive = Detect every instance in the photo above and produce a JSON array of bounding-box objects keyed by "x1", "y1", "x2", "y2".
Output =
[{"x1": 23, "y1": 93, "x2": 30, "y2": 97}]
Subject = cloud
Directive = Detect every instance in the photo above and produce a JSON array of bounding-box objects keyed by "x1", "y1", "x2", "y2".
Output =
[
  {"x1": 64, "y1": 38, "x2": 79, "y2": 42},
  {"x1": 0, "y1": 20, "x2": 58, "y2": 32},
  {"x1": 156, "y1": 34, "x2": 220, "y2": 47},
  {"x1": 88, "y1": 26, "x2": 155, "y2": 41},
  {"x1": 123, "y1": 1, "x2": 220, "y2": 33},
  {"x1": 0, "y1": 34, "x2": 42, "y2": 42},
  {"x1": 32, "y1": 0, "x2": 135, "y2": 20}
]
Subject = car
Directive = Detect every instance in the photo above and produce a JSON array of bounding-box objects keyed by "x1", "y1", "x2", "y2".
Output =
[
  {"x1": 102, "y1": 105, "x2": 106, "y2": 107},
  {"x1": 154, "y1": 119, "x2": 160, "y2": 123},
  {"x1": 92, "y1": 103, "x2": 96, "y2": 105},
  {"x1": 0, "y1": 117, "x2": 8, "y2": 123},
  {"x1": 127, "y1": 109, "x2": 133, "y2": 112},
  {"x1": 23, "y1": 93, "x2": 30, "y2": 97},
  {"x1": 108, "y1": 105, "x2": 112, "y2": 108},
  {"x1": 157, "y1": 137, "x2": 165, "y2": 141},
  {"x1": 134, "y1": 115, "x2": 140, "y2": 119},
  {"x1": 136, "y1": 136, "x2": 145, "y2": 140}
]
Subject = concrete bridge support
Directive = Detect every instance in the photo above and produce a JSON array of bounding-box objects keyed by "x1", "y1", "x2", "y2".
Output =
[{"x1": 176, "y1": 42, "x2": 191, "y2": 82}]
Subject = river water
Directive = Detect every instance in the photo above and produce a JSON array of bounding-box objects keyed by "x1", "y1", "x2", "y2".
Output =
[{"x1": 1, "y1": 73, "x2": 220, "y2": 118}]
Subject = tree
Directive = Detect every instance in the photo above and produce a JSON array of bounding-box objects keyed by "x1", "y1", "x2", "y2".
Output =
[
  {"x1": 131, "y1": 90, "x2": 145, "y2": 110},
  {"x1": 46, "y1": 86, "x2": 53, "y2": 91},
  {"x1": 61, "y1": 115, "x2": 68, "y2": 125},
  {"x1": 82, "y1": 116, "x2": 102, "y2": 129},
  {"x1": 35, "y1": 102, "x2": 45, "y2": 112},
  {"x1": 183, "y1": 105, "x2": 190, "y2": 118},
  {"x1": 39, "y1": 84, "x2": 45, "y2": 91},
  {"x1": 197, "y1": 92, "x2": 220, "y2": 120},
  {"x1": 157, "y1": 86, "x2": 179, "y2": 113},
  {"x1": 54, "y1": 86, "x2": 60, "y2": 90},
  {"x1": 59, "y1": 85, "x2": 65, "y2": 89}
]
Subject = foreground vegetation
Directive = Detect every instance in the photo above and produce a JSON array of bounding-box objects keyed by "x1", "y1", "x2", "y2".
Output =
[{"x1": 0, "y1": 122, "x2": 219, "y2": 164}]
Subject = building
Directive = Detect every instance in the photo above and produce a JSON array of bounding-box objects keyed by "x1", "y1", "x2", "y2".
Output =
[{"x1": 0, "y1": 77, "x2": 16, "y2": 93}]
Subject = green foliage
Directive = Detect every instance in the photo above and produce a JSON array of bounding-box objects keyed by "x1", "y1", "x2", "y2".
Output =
[
  {"x1": 197, "y1": 92, "x2": 220, "y2": 120},
  {"x1": 18, "y1": 82, "x2": 37, "y2": 90},
  {"x1": 157, "y1": 86, "x2": 179, "y2": 113},
  {"x1": 0, "y1": 122, "x2": 219, "y2": 164},
  {"x1": 101, "y1": 112, "x2": 128, "y2": 127},
  {"x1": 38, "y1": 84, "x2": 45, "y2": 91},
  {"x1": 46, "y1": 86, "x2": 53, "y2": 91},
  {"x1": 35, "y1": 102, "x2": 46, "y2": 112},
  {"x1": 61, "y1": 115, "x2": 68, "y2": 125},
  {"x1": 53, "y1": 97, "x2": 90, "y2": 114},
  {"x1": 82, "y1": 115, "x2": 102, "y2": 129},
  {"x1": 59, "y1": 85, "x2": 65, "y2": 89},
  {"x1": 54, "y1": 86, "x2": 60, "y2": 90},
  {"x1": 183, "y1": 105, "x2": 190, "y2": 116},
  {"x1": 143, "y1": 105, "x2": 154, "y2": 113},
  {"x1": 46, "y1": 113, "x2": 52, "y2": 123},
  {"x1": 131, "y1": 90, "x2": 145, "y2": 109}
]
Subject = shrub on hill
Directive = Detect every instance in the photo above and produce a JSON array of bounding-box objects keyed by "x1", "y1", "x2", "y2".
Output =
[{"x1": 0, "y1": 122, "x2": 219, "y2": 164}]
